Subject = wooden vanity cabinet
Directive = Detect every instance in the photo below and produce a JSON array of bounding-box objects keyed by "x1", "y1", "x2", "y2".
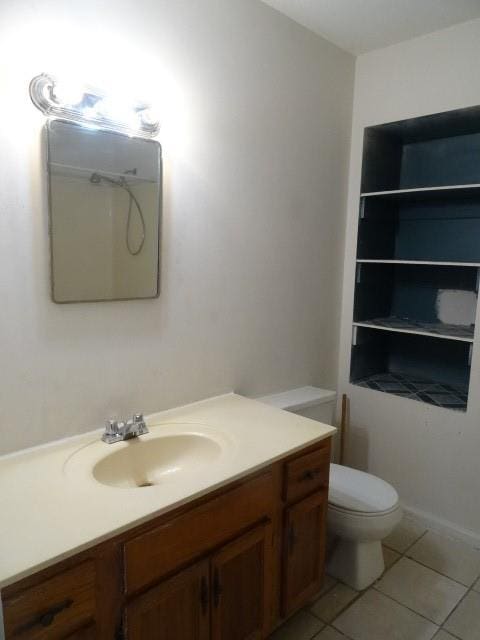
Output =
[
  {"x1": 282, "y1": 492, "x2": 328, "y2": 616},
  {"x1": 65, "y1": 626, "x2": 97, "y2": 639},
  {"x1": 2, "y1": 438, "x2": 331, "y2": 640}
]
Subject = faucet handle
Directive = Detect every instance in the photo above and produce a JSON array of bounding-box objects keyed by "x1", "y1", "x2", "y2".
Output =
[{"x1": 105, "y1": 419, "x2": 118, "y2": 435}]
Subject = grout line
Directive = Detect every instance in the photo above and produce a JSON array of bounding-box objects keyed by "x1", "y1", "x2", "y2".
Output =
[
  {"x1": 437, "y1": 627, "x2": 464, "y2": 640},
  {"x1": 371, "y1": 586, "x2": 445, "y2": 627},
  {"x1": 328, "y1": 621, "x2": 357, "y2": 640},
  {"x1": 402, "y1": 528, "x2": 429, "y2": 554},
  {"x1": 306, "y1": 619, "x2": 325, "y2": 640},
  {"x1": 402, "y1": 554, "x2": 472, "y2": 589},
  {"x1": 438, "y1": 582, "x2": 477, "y2": 636},
  {"x1": 382, "y1": 526, "x2": 428, "y2": 555},
  {"x1": 318, "y1": 577, "x2": 340, "y2": 599},
  {"x1": 310, "y1": 588, "x2": 364, "y2": 627}
]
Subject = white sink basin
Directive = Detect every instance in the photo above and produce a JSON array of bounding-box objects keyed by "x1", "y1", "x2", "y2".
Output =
[
  {"x1": 63, "y1": 423, "x2": 234, "y2": 490},
  {"x1": 93, "y1": 433, "x2": 222, "y2": 489}
]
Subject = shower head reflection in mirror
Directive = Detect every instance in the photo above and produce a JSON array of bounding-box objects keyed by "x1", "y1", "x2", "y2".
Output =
[{"x1": 89, "y1": 171, "x2": 146, "y2": 256}]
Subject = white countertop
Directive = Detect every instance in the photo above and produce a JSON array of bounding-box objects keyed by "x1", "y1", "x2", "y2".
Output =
[{"x1": 0, "y1": 393, "x2": 335, "y2": 590}]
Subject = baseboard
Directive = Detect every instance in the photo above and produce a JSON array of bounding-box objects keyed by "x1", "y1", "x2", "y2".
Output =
[{"x1": 403, "y1": 503, "x2": 480, "y2": 549}]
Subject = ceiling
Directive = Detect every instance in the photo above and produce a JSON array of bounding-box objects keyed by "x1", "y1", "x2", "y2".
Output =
[{"x1": 261, "y1": 0, "x2": 480, "y2": 54}]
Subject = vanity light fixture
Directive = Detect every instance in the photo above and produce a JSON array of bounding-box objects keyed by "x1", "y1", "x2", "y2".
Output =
[{"x1": 29, "y1": 73, "x2": 160, "y2": 138}]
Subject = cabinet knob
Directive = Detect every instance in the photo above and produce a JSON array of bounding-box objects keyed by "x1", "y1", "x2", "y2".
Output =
[{"x1": 17, "y1": 598, "x2": 73, "y2": 634}]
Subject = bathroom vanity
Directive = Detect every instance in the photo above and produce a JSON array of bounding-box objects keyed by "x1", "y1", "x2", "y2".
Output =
[{"x1": 0, "y1": 394, "x2": 334, "y2": 639}]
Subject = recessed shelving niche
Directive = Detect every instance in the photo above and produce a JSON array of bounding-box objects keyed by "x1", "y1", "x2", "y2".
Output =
[{"x1": 350, "y1": 105, "x2": 480, "y2": 411}]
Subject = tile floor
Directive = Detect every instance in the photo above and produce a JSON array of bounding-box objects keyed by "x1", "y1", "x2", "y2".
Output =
[{"x1": 270, "y1": 517, "x2": 480, "y2": 640}]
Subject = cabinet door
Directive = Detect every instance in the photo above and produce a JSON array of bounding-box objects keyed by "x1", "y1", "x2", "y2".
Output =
[
  {"x1": 211, "y1": 522, "x2": 273, "y2": 640},
  {"x1": 124, "y1": 560, "x2": 209, "y2": 640},
  {"x1": 283, "y1": 491, "x2": 327, "y2": 616},
  {"x1": 65, "y1": 625, "x2": 96, "y2": 639}
]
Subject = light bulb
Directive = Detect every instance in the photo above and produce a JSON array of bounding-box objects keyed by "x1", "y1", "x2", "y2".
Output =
[
  {"x1": 140, "y1": 107, "x2": 160, "y2": 128},
  {"x1": 51, "y1": 79, "x2": 85, "y2": 106},
  {"x1": 81, "y1": 105, "x2": 99, "y2": 120},
  {"x1": 96, "y1": 97, "x2": 140, "y2": 129}
]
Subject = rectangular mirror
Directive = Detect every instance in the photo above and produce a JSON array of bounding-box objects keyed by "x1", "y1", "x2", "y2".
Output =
[{"x1": 46, "y1": 120, "x2": 162, "y2": 303}]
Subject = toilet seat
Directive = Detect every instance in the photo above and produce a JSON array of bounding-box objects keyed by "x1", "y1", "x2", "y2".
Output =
[
  {"x1": 329, "y1": 502, "x2": 400, "y2": 518},
  {"x1": 329, "y1": 463, "x2": 399, "y2": 514}
]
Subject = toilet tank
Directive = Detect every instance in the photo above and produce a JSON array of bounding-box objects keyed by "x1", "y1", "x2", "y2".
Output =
[{"x1": 257, "y1": 386, "x2": 336, "y2": 425}]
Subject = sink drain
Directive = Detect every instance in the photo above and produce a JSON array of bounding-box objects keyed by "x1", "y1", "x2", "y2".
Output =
[{"x1": 137, "y1": 480, "x2": 154, "y2": 488}]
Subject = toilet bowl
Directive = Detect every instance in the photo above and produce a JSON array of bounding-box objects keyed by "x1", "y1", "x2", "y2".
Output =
[
  {"x1": 258, "y1": 386, "x2": 402, "y2": 590},
  {"x1": 327, "y1": 463, "x2": 402, "y2": 589}
]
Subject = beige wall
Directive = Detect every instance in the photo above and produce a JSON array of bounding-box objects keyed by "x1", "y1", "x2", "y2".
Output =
[
  {"x1": 0, "y1": 0, "x2": 354, "y2": 454},
  {"x1": 338, "y1": 18, "x2": 480, "y2": 540}
]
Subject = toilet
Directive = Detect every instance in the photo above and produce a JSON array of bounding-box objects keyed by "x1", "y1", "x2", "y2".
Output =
[{"x1": 258, "y1": 386, "x2": 402, "y2": 590}]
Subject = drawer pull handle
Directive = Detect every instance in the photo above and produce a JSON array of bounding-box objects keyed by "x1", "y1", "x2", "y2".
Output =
[
  {"x1": 18, "y1": 598, "x2": 74, "y2": 634},
  {"x1": 213, "y1": 569, "x2": 222, "y2": 608},
  {"x1": 288, "y1": 524, "x2": 296, "y2": 554},
  {"x1": 301, "y1": 469, "x2": 318, "y2": 482}
]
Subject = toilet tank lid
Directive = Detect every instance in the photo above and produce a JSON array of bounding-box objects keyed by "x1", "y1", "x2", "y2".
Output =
[
  {"x1": 257, "y1": 386, "x2": 336, "y2": 412},
  {"x1": 329, "y1": 464, "x2": 399, "y2": 513}
]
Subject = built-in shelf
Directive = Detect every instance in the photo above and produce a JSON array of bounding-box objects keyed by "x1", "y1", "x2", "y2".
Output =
[
  {"x1": 353, "y1": 317, "x2": 474, "y2": 343},
  {"x1": 353, "y1": 371, "x2": 468, "y2": 411},
  {"x1": 350, "y1": 105, "x2": 480, "y2": 410},
  {"x1": 356, "y1": 259, "x2": 480, "y2": 267},
  {"x1": 361, "y1": 183, "x2": 480, "y2": 200}
]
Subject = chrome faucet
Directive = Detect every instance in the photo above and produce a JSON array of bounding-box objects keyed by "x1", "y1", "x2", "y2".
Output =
[{"x1": 102, "y1": 414, "x2": 149, "y2": 444}]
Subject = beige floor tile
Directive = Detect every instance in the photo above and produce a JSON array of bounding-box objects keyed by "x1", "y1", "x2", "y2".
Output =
[
  {"x1": 433, "y1": 631, "x2": 458, "y2": 640},
  {"x1": 270, "y1": 610, "x2": 324, "y2": 640},
  {"x1": 313, "y1": 626, "x2": 348, "y2": 639},
  {"x1": 320, "y1": 575, "x2": 338, "y2": 596},
  {"x1": 407, "y1": 531, "x2": 480, "y2": 586},
  {"x1": 444, "y1": 590, "x2": 480, "y2": 640},
  {"x1": 383, "y1": 545, "x2": 401, "y2": 570},
  {"x1": 383, "y1": 517, "x2": 427, "y2": 553},
  {"x1": 307, "y1": 575, "x2": 339, "y2": 607},
  {"x1": 310, "y1": 582, "x2": 358, "y2": 623},
  {"x1": 472, "y1": 576, "x2": 480, "y2": 593},
  {"x1": 334, "y1": 589, "x2": 438, "y2": 640},
  {"x1": 376, "y1": 558, "x2": 467, "y2": 624}
]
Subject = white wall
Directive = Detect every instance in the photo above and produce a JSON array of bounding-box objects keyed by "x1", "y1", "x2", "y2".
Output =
[
  {"x1": 0, "y1": 0, "x2": 354, "y2": 454},
  {"x1": 338, "y1": 18, "x2": 480, "y2": 539}
]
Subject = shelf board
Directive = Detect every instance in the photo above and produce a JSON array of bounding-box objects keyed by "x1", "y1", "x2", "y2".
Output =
[
  {"x1": 351, "y1": 371, "x2": 468, "y2": 411},
  {"x1": 361, "y1": 183, "x2": 480, "y2": 201},
  {"x1": 356, "y1": 259, "x2": 480, "y2": 267},
  {"x1": 353, "y1": 317, "x2": 474, "y2": 343}
]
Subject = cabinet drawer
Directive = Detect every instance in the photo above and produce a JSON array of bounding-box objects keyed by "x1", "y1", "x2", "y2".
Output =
[
  {"x1": 3, "y1": 561, "x2": 96, "y2": 640},
  {"x1": 124, "y1": 470, "x2": 275, "y2": 594},
  {"x1": 283, "y1": 442, "x2": 330, "y2": 503}
]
